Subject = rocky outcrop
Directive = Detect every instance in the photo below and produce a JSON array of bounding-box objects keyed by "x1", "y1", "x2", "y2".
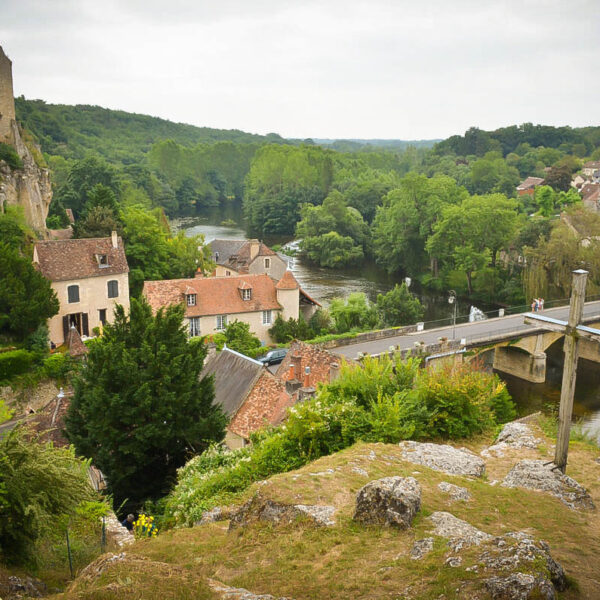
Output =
[
  {"x1": 353, "y1": 476, "x2": 421, "y2": 529},
  {"x1": 196, "y1": 505, "x2": 237, "y2": 525},
  {"x1": 484, "y1": 573, "x2": 556, "y2": 600},
  {"x1": 398, "y1": 441, "x2": 485, "y2": 477},
  {"x1": 428, "y1": 511, "x2": 492, "y2": 551},
  {"x1": 410, "y1": 537, "x2": 434, "y2": 560},
  {"x1": 229, "y1": 494, "x2": 335, "y2": 530},
  {"x1": 208, "y1": 579, "x2": 294, "y2": 600},
  {"x1": 482, "y1": 422, "x2": 541, "y2": 458},
  {"x1": 438, "y1": 481, "x2": 471, "y2": 502},
  {"x1": 0, "y1": 575, "x2": 47, "y2": 599},
  {"x1": 502, "y1": 459, "x2": 595, "y2": 510},
  {"x1": 104, "y1": 513, "x2": 134, "y2": 548}
]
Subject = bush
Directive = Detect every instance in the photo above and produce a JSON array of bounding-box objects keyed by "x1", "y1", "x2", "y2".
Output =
[
  {"x1": 224, "y1": 320, "x2": 262, "y2": 356},
  {"x1": 24, "y1": 324, "x2": 49, "y2": 355},
  {"x1": 43, "y1": 352, "x2": 75, "y2": 381},
  {"x1": 0, "y1": 142, "x2": 23, "y2": 170},
  {"x1": 0, "y1": 349, "x2": 35, "y2": 382},
  {"x1": 269, "y1": 314, "x2": 313, "y2": 343}
]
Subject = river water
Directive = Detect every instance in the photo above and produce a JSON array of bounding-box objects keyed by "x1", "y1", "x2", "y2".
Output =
[{"x1": 177, "y1": 208, "x2": 600, "y2": 442}]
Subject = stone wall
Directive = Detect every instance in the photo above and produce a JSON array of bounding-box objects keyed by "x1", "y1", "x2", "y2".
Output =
[
  {"x1": 321, "y1": 324, "x2": 418, "y2": 349},
  {"x1": 0, "y1": 46, "x2": 15, "y2": 144}
]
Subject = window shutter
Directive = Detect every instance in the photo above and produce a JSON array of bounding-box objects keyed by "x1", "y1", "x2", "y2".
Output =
[
  {"x1": 82, "y1": 313, "x2": 89, "y2": 337},
  {"x1": 62, "y1": 316, "x2": 69, "y2": 342}
]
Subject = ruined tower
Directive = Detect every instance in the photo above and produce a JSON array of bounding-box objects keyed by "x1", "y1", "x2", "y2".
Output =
[{"x1": 0, "y1": 45, "x2": 16, "y2": 144}]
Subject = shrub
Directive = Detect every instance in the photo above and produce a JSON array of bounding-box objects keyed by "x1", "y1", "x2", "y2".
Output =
[
  {"x1": 0, "y1": 142, "x2": 23, "y2": 170},
  {"x1": 0, "y1": 349, "x2": 35, "y2": 382},
  {"x1": 223, "y1": 320, "x2": 261, "y2": 356},
  {"x1": 24, "y1": 324, "x2": 49, "y2": 355},
  {"x1": 43, "y1": 352, "x2": 75, "y2": 381}
]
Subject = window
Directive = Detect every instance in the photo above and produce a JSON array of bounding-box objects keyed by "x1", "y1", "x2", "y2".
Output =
[
  {"x1": 262, "y1": 310, "x2": 272, "y2": 325},
  {"x1": 241, "y1": 288, "x2": 251, "y2": 300},
  {"x1": 107, "y1": 280, "x2": 119, "y2": 298},
  {"x1": 98, "y1": 309, "x2": 107, "y2": 325},
  {"x1": 216, "y1": 315, "x2": 227, "y2": 330},
  {"x1": 226, "y1": 270, "x2": 231, "y2": 276},
  {"x1": 187, "y1": 294, "x2": 197, "y2": 306},
  {"x1": 67, "y1": 285, "x2": 80, "y2": 303},
  {"x1": 189, "y1": 317, "x2": 200, "y2": 337},
  {"x1": 96, "y1": 254, "x2": 108, "y2": 267},
  {"x1": 264, "y1": 258, "x2": 271, "y2": 269}
]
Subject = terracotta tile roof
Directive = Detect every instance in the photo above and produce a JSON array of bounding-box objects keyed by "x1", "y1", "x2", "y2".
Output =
[
  {"x1": 34, "y1": 236, "x2": 128, "y2": 282},
  {"x1": 276, "y1": 341, "x2": 343, "y2": 387},
  {"x1": 581, "y1": 183, "x2": 600, "y2": 202},
  {"x1": 65, "y1": 208, "x2": 75, "y2": 224},
  {"x1": 516, "y1": 176, "x2": 545, "y2": 190},
  {"x1": 66, "y1": 326, "x2": 88, "y2": 357},
  {"x1": 275, "y1": 270, "x2": 299, "y2": 290},
  {"x1": 583, "y1": 161, "x2": 600, "y2": 169},
  {"x1": 200, "y1": 347, "x2": 264, "y2": 417},
  {"x1": 143, "y1": 273, "x2": 282, "y2": 317}
]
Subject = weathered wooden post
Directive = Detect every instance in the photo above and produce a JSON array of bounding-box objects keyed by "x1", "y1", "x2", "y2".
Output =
[{"x1": 554, "y1": 269, "x2": 587, "y2": 472}]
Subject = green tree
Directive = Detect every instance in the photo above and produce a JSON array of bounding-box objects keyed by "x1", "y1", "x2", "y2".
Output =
[
  {"x1": 268, "y1": 314, "x2": 313, "y2": 343},
  {"x1": 376, "y1": 283, "x2": 424, "y2": 327},
  {"x1": 0, "y1": 244, "x2": 59, "y2": 340},
  {"x1": 329, "y1": 292, "x2": 378, "y2": 333},
  {"x1": 65, "y1": 299, "x2": 226, "y2": 508},
  {"x1": 544, "y1": 164, "x2": 572, "y2": 192},
  {"x1": 73, "y1": 205, "x2": 122, "y2": 239},
  {"x1": 0, "y1": 428, "x2": 94, "y2": 564},
  {"x1": 224, "y1": 320, "x2": 262, "y2": 356}
]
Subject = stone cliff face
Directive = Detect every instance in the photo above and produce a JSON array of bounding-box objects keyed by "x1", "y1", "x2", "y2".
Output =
[
  {"x1": 0, "y1": 45, "x2": 51, "y2": 234},
  {"x1": 0, "y1": 121, "x2": 52, "y2": 233}
]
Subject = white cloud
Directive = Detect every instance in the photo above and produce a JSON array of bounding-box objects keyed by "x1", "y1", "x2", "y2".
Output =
[{"x1": 1, "y1": 0, "x2": 598, "y2": 138}]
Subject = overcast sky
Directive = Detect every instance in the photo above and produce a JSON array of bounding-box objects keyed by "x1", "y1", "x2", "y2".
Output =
[{"x1": 1, "y1": 0, "x2": 599, "y2": 140}]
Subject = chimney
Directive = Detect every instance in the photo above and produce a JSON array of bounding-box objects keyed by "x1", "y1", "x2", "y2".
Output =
[
  {"x1": 249, "y1": 239, "x2": 260, "y2": 260},
  {"x1": 288, "y1": 364, "x2": 295, "y2": 380},
  {"x1": 111, "y1": 230, "x2": 118, "y2": 249},
  {"x1": 329, "y1": 362, "x2": 340, "y2": 382},
  {"x1": 291, "y1": 352, "x2": 302, "y2": 381},
  {"x1": 303, "y1": 366, "x2": 311, "y2": 388}
]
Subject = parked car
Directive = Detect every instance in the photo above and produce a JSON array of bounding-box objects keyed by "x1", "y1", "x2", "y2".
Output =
[{"x1": 257, "y1": 348, "x2": 288, "y2": 366}]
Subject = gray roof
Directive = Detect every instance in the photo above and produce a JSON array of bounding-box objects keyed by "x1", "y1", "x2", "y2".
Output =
[
  {"x1": 201, "y1": 347, "x2": 264, "y2": 417},
  {"x1": 208, "y1": 239, "x2": 246, "y2": 265}
]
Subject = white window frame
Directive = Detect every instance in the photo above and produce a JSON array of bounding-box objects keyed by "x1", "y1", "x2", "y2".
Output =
[
  {"x1": 241, "y1": 288, "x2": 251, "y2": 300},
  {"x1": 216, "y1": 314, "x2": 227, "y2": 331},
  {"x1": 187, "y1": 294, "x2": 197, "y2": 306},
  {"x1": 189, "y1": 317, "x2": 200, "y2": 337},
  {"x1": 262, "y1": 310, "x2": 272, "y2": 325}
]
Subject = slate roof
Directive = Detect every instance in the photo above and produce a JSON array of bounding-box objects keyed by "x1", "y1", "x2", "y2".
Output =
[
  {"x1": 209, "y1": 239, "x2": 246, "y2": 265},
  {"x1": 143, "y1": 273, "x2": 283, "y2": 317},
  {"x1": 517, "y1": 176, "x2": 545, "y2": 190},
  {"x1": 200, "y1": 347, "x2": 264, "y2": 417},
  {"x1": 34, "y1": 236, "x2": 128, "y2": 282},
  {"x1": 209, "y1": 239, "x2": 277, "y2": 273}
]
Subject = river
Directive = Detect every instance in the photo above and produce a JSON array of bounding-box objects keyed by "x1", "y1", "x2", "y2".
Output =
[{"x1": 176, "y1": 208, "x2": 600, "y2": 442}]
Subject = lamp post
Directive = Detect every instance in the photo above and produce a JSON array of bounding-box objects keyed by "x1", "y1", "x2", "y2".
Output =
[{"x1": 448, "y1": 290, "x2": 457, "y2": 339}]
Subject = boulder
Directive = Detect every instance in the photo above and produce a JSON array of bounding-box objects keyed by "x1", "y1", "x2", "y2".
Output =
[
  {"x1": 208, "y1": 578, "x2": 294, "y2": 600},
  {"x1": 229, "y1": 494, "x2": 335, "y2": 531},
  {"x1": 428, "y1": 511, "x2": 492, "y2": 552},
  {"x1": 104, "y1": 513, "x2": 134, "y2": 548},
  {"x1": 0, "y1": 575, "x2": 47, "y2": 599},
  {"x1": 196, "y1": 505, "x2": 236, "y2": 525},
  {"x1": 398, "y1": 441, "x2": 485, "y2": 477},
  {"x1": 410, "y1": 537, "x2": 434, "y2": 560},
  {"x1": 353, "y1": 476, "x2": 421, "y2": 529},
  {"x1": 438, "y1": 481, "x2": 471, "y2": 502},
  {"x1": 482, "y1": 421, "x2": 541, "y2": 458},
  {"x1": 502, "y1": 459, "x2": 595, "y2": 510},
  {"x1": 484, "y1": 573, "x2": 555, "y2": 600}
]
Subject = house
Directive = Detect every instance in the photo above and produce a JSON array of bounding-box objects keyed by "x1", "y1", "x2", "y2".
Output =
[
  {"x1": 571, "y1": 174, "x2": 588, "y2": 190},
  {"x1": 581, "y1": 161, "x2": 600, "y2": 179},
  {"x1": 209, "y1": 239, "x2": 288, "y2": 280},
  {"x1": 200, "y1": 341, "x2": 343, "y2": 448},
  {"x1": 142, "y1": 271, "x2": 320, "y2": 344},
  {"x1": 516, "y1": 176, "x2": 545, "y2": 197},
  {"x1": 581, "y1": 183, "x2": 600, "y2": 212},
  {"x1": 33, "y1": 231, "x2": 130, "y2": 346}
]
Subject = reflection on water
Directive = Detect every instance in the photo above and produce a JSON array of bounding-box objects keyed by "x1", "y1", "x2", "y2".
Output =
[{"x1": 178, "y1": 207, "x2": 600, "y2": 441}]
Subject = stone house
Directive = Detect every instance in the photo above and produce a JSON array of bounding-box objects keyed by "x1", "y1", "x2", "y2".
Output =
[
  {"x1": 581, "y1": 161, "x2": 600, "y2": 179},
  {"x1": 209, "y1": 239, "x2": 288, "y2": 280},
  {"x1": 200, "y1": 341, "x2": 343, "y2": 449},
  {"x1": 581, "y1": 183, "x2": 600, "y2": 212},
  {"x1": 33, "y1": 231, "x2": 130, "y2": 346},
  {"x1": 143, "y1": 270, "x2": 319, "y2": 344},
  {"x1": 516, "y1": 176, "x2": 545, "y2": 197}
]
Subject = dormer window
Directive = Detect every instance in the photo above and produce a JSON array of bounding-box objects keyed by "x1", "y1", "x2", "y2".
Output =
[
  {"x1": 241, "y1": 288, "x2": 251, "y2": 300},
  {"x1": 96, "y1": 254, "x2": 109, "y2": 267},
  {"x1": 187, "y1": 294, "x2": 197, "y2": 306}
]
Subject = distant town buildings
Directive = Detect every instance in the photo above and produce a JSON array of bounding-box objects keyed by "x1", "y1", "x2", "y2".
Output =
[
  {"x1": 516, "y1": 176, "x2": 545, "y2": 197},
  {"x1": 33, "y1": 231, "x2": 130, "y2": 346}
]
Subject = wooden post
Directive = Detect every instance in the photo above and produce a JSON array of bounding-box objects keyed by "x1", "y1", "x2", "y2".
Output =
[{"x1": 554, "y1": 269, "x2": 588, "y2": 472}]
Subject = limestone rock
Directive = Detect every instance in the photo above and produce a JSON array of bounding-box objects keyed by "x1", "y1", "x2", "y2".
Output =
[
  {"x1": 0, "y1": 575, "x2": 47, "y2": 599},
  {"x1": 207, "y1": 578, "x2": 294, "y2": 600},
  {"x1": 484, "y1": 573, "x2": 555, "y2": 600},
  {"x1": 502, "y1": 459, "x2": 595, "y2": 510},
  {"x1": 228, "y1": 494, "x2": 335, "y2": 530},
  {"x1": 104, "y1": 513, "x2": 134, "y2": 548},
  {"x1": 438, "y1": 481, "x2": 471, "y2": 502},
  {"x1": 353, "y1": 476, "x2": 421, "y2": 529},
  {"x1": 428, "y1": 511, "x2": 492, "y2": 551},
  {"x1": 482, "y1": 421, "x2": 541, "y2": 458},
  {"x1": 398, "y1": 441, "x2": 485, "y2": 477},
  {"x1": 197, "y1": 505, "x2": 236, "y2": 525},
  {"x1": 410, "y1": 537, "x2": 434, "y2": 560}
]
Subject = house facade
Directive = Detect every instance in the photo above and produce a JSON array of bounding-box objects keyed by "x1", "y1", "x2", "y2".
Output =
[
  {"x1": 143, "y1": 270, "x2": 318, "y2": 344},
  {"x1": 33, "y1": 231, "x2": 130, "y2": 346},
  {"x1": 209, "y1": 239, "x2": 288, "y2": 280}
]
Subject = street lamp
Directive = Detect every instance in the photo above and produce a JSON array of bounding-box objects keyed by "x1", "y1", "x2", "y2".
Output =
[{"x1": 448, "y1": 290, "x2": 457, "y2": 339}]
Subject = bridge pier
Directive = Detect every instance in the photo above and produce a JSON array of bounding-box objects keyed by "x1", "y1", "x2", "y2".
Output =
[{"x1": 493, "y1": 346, "x2": 546, "y2": 383}]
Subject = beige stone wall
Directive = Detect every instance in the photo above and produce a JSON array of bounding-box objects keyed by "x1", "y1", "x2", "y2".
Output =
[
  {"x1": 224, "y1": 430, "x2": 247, "y2": 450},
  {"x1": 248, "y1": 254, "x2": 287, "y2": 280},
  {"x1": 48, "y1": 272, "x2": 130, "y2": 345},
  {"x1": 276, "y1": 288, "x2": 299, "y2": 321},
  {"x1": 0, "y1": 47, "x2": 15, "y2": 144},
  {"x1": 214, "y1": 265, "x2": 240, "y2": 277},
  {"x1": 188, "y1": 308, "x2": 282, "y2": 345}
]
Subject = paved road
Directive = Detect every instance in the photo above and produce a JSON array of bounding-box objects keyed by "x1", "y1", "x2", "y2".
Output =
[{"x1": 333, "y1": 301, "x2": 600, "y2": 359}]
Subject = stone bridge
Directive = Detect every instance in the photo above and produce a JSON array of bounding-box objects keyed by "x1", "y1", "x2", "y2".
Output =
[{"x1": 332, "y1": 301, "x2": 600, "y2": 383}]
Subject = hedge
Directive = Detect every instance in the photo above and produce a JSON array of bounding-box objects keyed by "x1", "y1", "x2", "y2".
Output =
[{"x1": 0, "y1": 349, "x2": 35, "y2": 381}]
